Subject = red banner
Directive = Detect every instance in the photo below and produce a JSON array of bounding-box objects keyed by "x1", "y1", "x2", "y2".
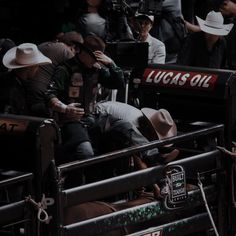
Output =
[{"x1": 142, "y1": 68, "x2": 218, "y2": 90}]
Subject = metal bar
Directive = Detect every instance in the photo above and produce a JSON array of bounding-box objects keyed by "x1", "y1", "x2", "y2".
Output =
[
  {"x1": 127, "y1": 212, "x2": 215, "y2": 236},
  {"x1": 62, "y1": 186, "x2": 216, "y2": 236},
  {"x1": 0, "y1": 201, "x2": 26, "y2": 227},
  {"x1": 62, "y1": 151, "x2": 219, "y2": 207},
  {"x1": 59, "y1": 124, "x2": 224, "y2": 173},
  {"x1": 0, "y1": 173, "x2": 33, "y2": 188}
]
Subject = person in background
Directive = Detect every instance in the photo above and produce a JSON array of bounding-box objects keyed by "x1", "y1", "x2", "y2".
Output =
[
  {"x1": 220, "y1": 0, "x2": 236, "y2": 15},
  {"x1": 26, "y1": 31, "x2": 84, "y2": 117},
  {"x1": 135, "y1": 13, "x2": 166, "y2": 64},
  {"x1": 0, "y1": 38, "x2": 15, "y2": 73},
  {"x1": 220, "y1": 0, "x2": 236, "y2": 69},
  {"x1": 150, "y1": 0, "x2": 187, "y2": 64},
  {"x1": 177, "y1": 11, "x2": 233, "y2": 69},
  {"x1": 76, "y1": 0, "x2": 109, "y2": 40},
  {"x1": 0, "y1": 43, "x2": 51, "y2": 115}
]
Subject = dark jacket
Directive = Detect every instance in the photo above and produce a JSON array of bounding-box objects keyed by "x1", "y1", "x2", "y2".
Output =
[
  {"x1": 0, "y1": 71, "x2": 30, "y2": 115},
  {"x1": 46, "y1": 57, "x2": 125, "y2": 115},
  {"x1": 177, "y1": 31, "x2": 228, "y2": 69}
]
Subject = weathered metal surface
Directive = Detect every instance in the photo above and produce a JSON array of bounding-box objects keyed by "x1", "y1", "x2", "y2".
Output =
[
  {"x1": 0, "y1": 172, "x2": 33, "y2": 188},
  {"x1": 0, "y1": 201, "x2": 26, "y2": 227},
  {"x1": 127, "y1": 212, "x2": 215, "y2": 236},
  {"x1": 62, "y1": 151, "x2": 219, "y2": 207},
  {"x1": 58, "y1": 124, "x2": 224, "y2": 173}
]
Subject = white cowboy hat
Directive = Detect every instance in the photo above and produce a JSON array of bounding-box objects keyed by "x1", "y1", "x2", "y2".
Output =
[
  {"x1": 141, "y1": 108, "x2": 177, "y2": 141},
  {"x1": 3, "y1": 43, "x2": 52, "y2": 69},
  {"x1": 196, "y1": 11, "x2": 233, "y2": 36}
]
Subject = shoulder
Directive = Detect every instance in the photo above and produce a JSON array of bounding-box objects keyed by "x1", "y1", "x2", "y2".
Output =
[{"x1": 148, "y1": 35, "x2": 165, "y2": 48}]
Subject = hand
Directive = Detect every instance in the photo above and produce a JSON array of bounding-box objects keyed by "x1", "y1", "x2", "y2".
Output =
[
  {"x1": 66, "y1": 103, "x2": 85, "y2": 120},
  {"x1": 93, "y1": 51, "x2": 113, "y2": 65}
]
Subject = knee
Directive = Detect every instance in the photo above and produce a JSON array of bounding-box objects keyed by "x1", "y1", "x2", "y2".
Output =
[{"x1": 75, "y1": 141, "x2": 94, "y2": 159}]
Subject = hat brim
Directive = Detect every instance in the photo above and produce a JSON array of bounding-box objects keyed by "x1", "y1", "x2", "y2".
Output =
[
  {"x1": 141, "y1": 108, "x2": 177, "y2": 141},
  {"x1": 196, "y1": 16, "x2": 233, "y2": 36},
  {"x1": 3, "y1": 46, "x2": 52, "y2": 69},
  {"x1": 135, "y1": 14, "x2": 154, "y2": 23}
]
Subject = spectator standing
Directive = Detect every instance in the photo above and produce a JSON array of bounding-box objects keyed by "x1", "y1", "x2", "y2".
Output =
[
  {"x1": 135, "y1": 14, "x2": 166, "y2": 64},
  {"x1": 177, "y1": 11, "x2": 233, "y2": 69},
  {"x1": 150, "y1": 0, "x2": 187, "y2": 64},
  {"x1": 220, "y1": 0, "x2": 236, "y2": 69},
  {"x1": 26, "y1": 31, "x2": 83, "y2": 117},
  {"x1": 0, "y1": 43, "x2": 51, "y2": 115},
  {"x1": 76, "y1": 0, "x2": 108, "y2": 39},
  {"x1": 0, "y1": 38, "x2": 15, "y2": 73}
]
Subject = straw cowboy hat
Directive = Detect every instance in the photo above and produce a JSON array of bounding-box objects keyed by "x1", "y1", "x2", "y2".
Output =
[
  {"x1": 141, "y1": 108, "x2": 177, "y2": 141},
  {"x1": 3, "y1": 43, "x2": 52, "y2": 69},
  {"x1": 196, "y1": 11, "x2": 233, "y2": 36}
]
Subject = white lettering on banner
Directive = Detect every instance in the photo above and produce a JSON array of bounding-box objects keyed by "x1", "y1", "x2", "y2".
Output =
[
  {"x1": 179, "y1": 73, "x2": 189, "y2": 86},
  {"x1": 170, "y1": 73, "x2": 180, "y2": 85},
  {"x1": 202, "y1": 76, "x2": 212, "y2": 88},
  {"x1": 142, "y1": 68, "x2": 218, "y2": 90},
  {"x1": 154, "y1": 71, "x2": 162, "y2": 83},
  {"x1": 190, "y1": 75, "x2": 202, "y2": 87},
  {"x1": 198, "y1": 76, "x2": 208, "y2": 87},
  {"x1": 163, "y1": 72, "x2": 174, "y2": 84},
  {"x1": 146, "y1": 70, "x2": 155, "y2": 83}
]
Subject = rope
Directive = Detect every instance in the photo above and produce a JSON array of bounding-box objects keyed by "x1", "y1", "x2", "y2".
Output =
[
  {"x1": 216, "y1": 146, "x2": 236, "y2": 159},
  {"x1": 25, "y1": 195, "x2": 49, "y2": 223},
  {"x1": 197, "y1": 173, "x2": 219, "y2": 236}
]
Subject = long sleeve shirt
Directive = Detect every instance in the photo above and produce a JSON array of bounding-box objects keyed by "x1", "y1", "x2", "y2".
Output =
[{"x1": 46, "y1": 57, "x2": 125, "y2": 115}]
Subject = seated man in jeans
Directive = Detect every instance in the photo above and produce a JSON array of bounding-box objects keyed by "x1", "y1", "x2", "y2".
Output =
[{"x1": 46, "y1": 36, "x2": 164, "y2": 165}]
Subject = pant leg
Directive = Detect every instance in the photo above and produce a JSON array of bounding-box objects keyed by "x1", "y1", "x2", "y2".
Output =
[
  {"x1": 74, "y1": 141, "x2": 94, "y2": 160},
  {"x1": 60, "y1": 122, "x2": 92, "y2": 162}
]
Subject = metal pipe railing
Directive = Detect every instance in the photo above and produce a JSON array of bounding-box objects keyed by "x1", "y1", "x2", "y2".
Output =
[
  {"x1": 62, "y1": 186, "x2": 216, "y2": 236},
  {"x1": 0, "y1": 173, "x2": 33, "y2": 189},
  {"x1": 58, "y1": 124, "x2": 224, "y2": 174},
  {"x1": 62, "y1": 150, "x2": 219, "y2": 207}
]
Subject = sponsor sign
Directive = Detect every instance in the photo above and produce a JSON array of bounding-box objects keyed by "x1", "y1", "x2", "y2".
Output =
[
  {"x1": 0, "y1": 119, "x2": 28, "y2": 133},
  {"x1": 142, "y1": 68, "x2": 218, "y2": 90}
]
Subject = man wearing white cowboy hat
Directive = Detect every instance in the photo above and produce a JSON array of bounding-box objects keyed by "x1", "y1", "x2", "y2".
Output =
[
  {"x1": 0, "y1": 43, "x2": 52, "y2": 115},
  {"x1": 177, "y1": 10, "x2": 233, "y2": 69}
]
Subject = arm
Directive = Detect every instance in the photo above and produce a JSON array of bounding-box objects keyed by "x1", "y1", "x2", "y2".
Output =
[
  {"x1": 184, "y1": 20, "x2": 201, "y2": 33},
  {"x1": 151, "y1": 42, "x2": 166, "y2": 64},
  {"x1": 46, "y1": 66, "x2": 85, "y2": 119},
  {"x1": 94, "y1": 51, "x2": 125, "y2": 89}
]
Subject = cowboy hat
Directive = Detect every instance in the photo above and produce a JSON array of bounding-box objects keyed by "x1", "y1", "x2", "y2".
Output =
[
  {"x1": 75, "y1": 42, "x2": 101, "y2": 69},
  {"x1": 3, "y1": 43, "x2": 52, "y2": 69},
  {"x1": 135, "y1": 13, "x2": 154, "y2": 23},
  {"x1": 196, "y1": 11, "x2": 233, "y2": 36},
  {"x1": 141, "y1": 108, "x2": 177, "y2": 141}
]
